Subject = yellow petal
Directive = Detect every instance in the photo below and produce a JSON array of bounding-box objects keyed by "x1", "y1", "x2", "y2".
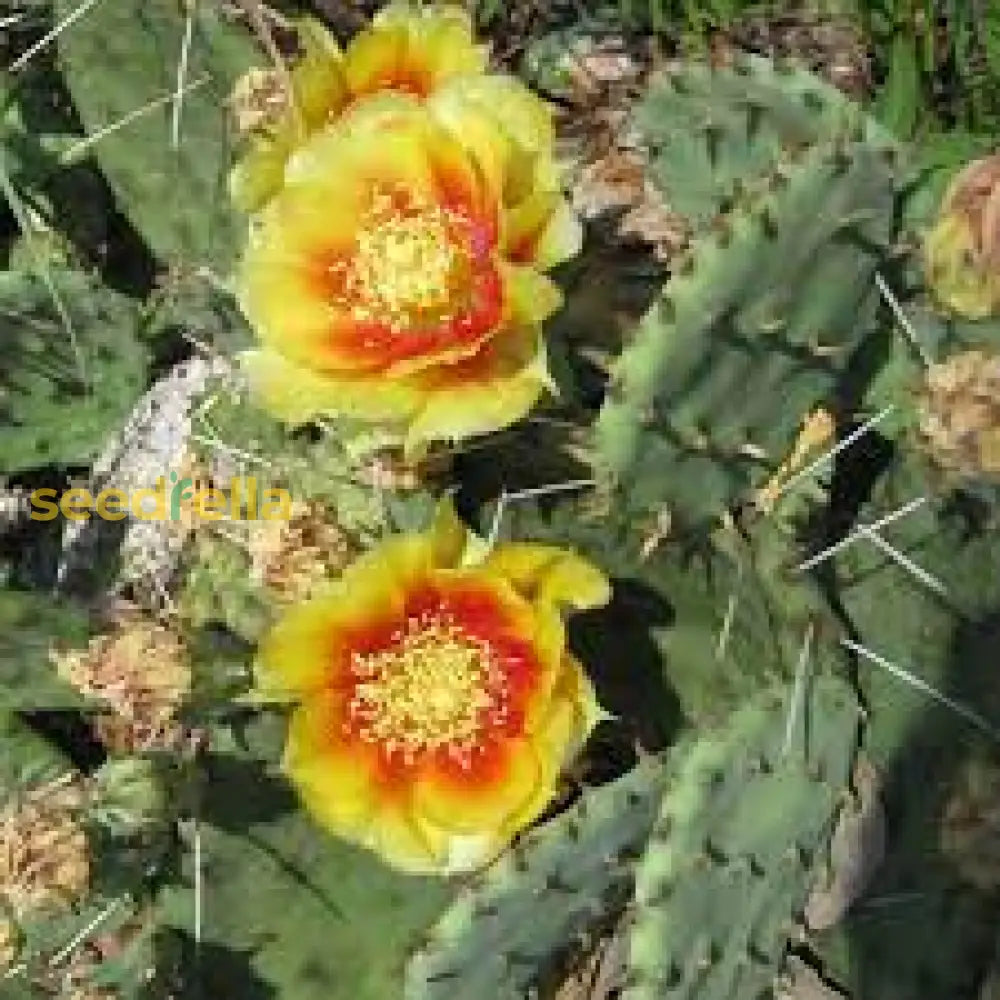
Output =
[
  {"x1": 366, "y1": 5, "x2": 488, "y2": 90},
  {"x1": 284, "y1": 696, "x2": 376, "y2": 828},
  {"x1": 229, "y1": 132, "x2": 295, "y2": 213},
  {"x1": 254, "y1": 570, "x2": 404, "y2": 698},
  {"x1": 412, "y1": 737, "x2": 542, "y2": 834},
  {"x1": 427, "y1": 85, "x2": 514, "y2": 204},
  {"x1": 502, "y1": 262, "x2": 564, "y2": 326},
  {"x1": 343, "y1": 21, "x2": 408, "y2": 96},
  {"x1": 285, "y1": 697, "x2": 445, "y2": 872},
  {"x1": 286, "y1": 117, "x2": 436, "y2": 200},
  {"x1": 532, "y1": 195, "x2": 584, "y2": 270},
  {"x1": 363, "y1": 800, "x2": 445, "y2": 873},
  {"x1": 293, "y1": 18, "x2": 347, "y2": 129},
  {"x1": 328, "y1": 89, "x2": 426, "y2": 138},
  {"x1": 339, "y1": 532, "x2": 438, "y2": 601},
  {"x1": 504, "y1": 190, "x2": 583, "y2": 271},
  {"x1": 403, "y1": 326, "x2": 550, "y2": 451},
  {"x1": 558, "y1": 654, "x2": 608, "y2": 744},
  {"x1": 449, "y1": 75, "x2": 555, "y2": 157},
  {"x1": 484, "y1": 544, "x2": 612, "y2": 611},
  {"x1": 255, "y1": 530, "x2": 449, "y2": 699},
  {"x1": 255, "y1": 591, "x2": 347, "y2": 699},
  {"x1": 238, "y1": 349, "x2": 423, "y2": 427},
  {"x1": 504, "y1": 698, "x2": 575, "y2": 836},
  {"x1": 503, "y1": 656, "x2": 602, "y2": 836}
]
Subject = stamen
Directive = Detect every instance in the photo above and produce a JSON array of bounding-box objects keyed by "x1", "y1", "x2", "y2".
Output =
[
  {"x1": 347, "y1": 608, "x2": 511, "y2": 768},
  {"x1": 331, "y1": 187, "x2": 475, "y2": 334}
]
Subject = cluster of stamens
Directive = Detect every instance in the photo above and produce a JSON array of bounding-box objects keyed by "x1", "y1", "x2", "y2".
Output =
[
  {"x1": 330, "y1": 187, "x2": 473, "y2": 334},
  {"x1": 347, "y1": 608, "x2": 512, "y2": 768}
]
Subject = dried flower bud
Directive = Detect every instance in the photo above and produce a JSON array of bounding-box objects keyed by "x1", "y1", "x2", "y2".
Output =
[
  {"x1": 247, "y1": 500, "x2": 356, "y2": 603},
  {"x1": 917, "y1": 351, "x2": 1000, "y2": 478},
  {"x1": 923, "y1": 153, "x2": 1000, "y2": 318},
  {"x1": 229, "y1": 67, "x2": 291, "y2": 137},
  {"x1": 0, "y1": 775, "x2": 89, "y2": 919},
  {"x1": 51, "y1": 606, "x2": 191, "y2": 753}
]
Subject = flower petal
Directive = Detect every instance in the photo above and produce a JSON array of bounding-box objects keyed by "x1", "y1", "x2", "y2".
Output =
[
  {"x1": 484, "y1": 544, "x2": 612, "y2": 610},
  {"x1": 285, "y1": 694, "x2": 445, "y2": 872},
  {"x1": 403, "y1": 325, "x2": 551, "y2": 450},
  {"x1": 502, "y1": 262, "x2": 563, "y2": 326},
  {"x1": 412, "y1": 737, "x2": 541, "y2": 834},
  {"x1": 504, "y1": 190, "x2": 583, "y2": 271},
  {"x1": 504, "y1": 657, "x2": 600, "y2": 836},
  {"x1": 348, "y1": 5, "x2": 487, "y2": 99},
  {"x1": 238, "y1": 349, "x2": 423, "y2": 426},
  {"x1": 343, "y1": 22, "x2": 410, "y2": 96},
  {"x1": 255, "y1": 532, "x2": 446, "y2": 698},
  {"x1": 443, "y1": 74, "x2": 555, "y2": 158},
  {"x1": 284, "y1": 694, "x2": 377, "y2": 828}
]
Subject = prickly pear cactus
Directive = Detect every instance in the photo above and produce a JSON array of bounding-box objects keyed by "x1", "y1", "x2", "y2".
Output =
[
  {"x1": 405, "y1": 754, "x2": 666, "y2": 1000},
  {"x1": 624, "y1": 674, "x2": 860, "y2": 1000},
  {"x1": 639, "y1": 55, "x2": 890, "y2": 228},
  {"x1": 594, "y1": 139, "x2": 896, "y2": 528},
  {"x1": 6, "y1": 3, "x2": 1000, "y2": 998},
  {"x1": 0, "y1": 269, "x2": 148, "y2": 473},
  {"x1": 54, "y1": 0, "x2": 256, "y2": 265}
]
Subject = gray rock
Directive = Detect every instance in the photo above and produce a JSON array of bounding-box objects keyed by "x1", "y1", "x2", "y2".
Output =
[{"x1": 56, "y1": 355, "x2": 232, "y2": 605}]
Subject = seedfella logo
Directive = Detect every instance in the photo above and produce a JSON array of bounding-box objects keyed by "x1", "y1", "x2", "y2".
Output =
[{"x1": 30, "y1": 472, "x2": 292, "y2": 522}]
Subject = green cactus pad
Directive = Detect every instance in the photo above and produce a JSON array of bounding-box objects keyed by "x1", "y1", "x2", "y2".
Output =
[
  {"x1": 0, "y1": 268, "x2": 148, "y2": 473},
  {"x1": 594, "y1": 141, "x2": 896, "y2": 528},
  {"x1": 0, "y1": 588, "x2": 91, "y2": 710},
  {"x1": 813, "y1": 454, "x2": 1000, "y2": 1000},
  {"x1": 623, "y1": 674, "x2": 860, "y2": 1000},
  {"x1": 404, "y1": 755, "x2": 666, "y2": 1000},
  {"x1": 55, "y1": 0, "x2": 256, "y2": 266},
  {"x1": 155, "y1": 747, "x2": 450, "y2": 1000},
  {"x1": 640, "y1": 55, "x2": 891, "y2": 228}
]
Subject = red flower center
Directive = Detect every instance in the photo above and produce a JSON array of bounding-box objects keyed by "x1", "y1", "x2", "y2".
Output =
[
  {"x1": 316, "y1": 184, "x2": 502, "y2": 363},
  {"x1": 341, "y1": 581, "x2": 539, "y2": 769},
  {"x1": 345, "y1": 607, "x2": 511, "y2": 767}
]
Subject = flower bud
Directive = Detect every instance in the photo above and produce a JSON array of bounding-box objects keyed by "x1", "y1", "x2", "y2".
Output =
[{"x1": 923, "y1": 153, "x2": 1000, "y2": 318}]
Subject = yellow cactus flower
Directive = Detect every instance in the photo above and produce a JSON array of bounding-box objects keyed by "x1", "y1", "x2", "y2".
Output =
[
  {"x1": 255, "y1": 501, "x2": 611, "y2": 874},
  {"x1": 923, "y1": 153, "x2": 1000, "y2": 319},
  {"x1": 237, "y1": 96, "x2": 577, "y2": 449},
  {"x1": 230, "y1": 6, "x2": 488, "y2": 212}
]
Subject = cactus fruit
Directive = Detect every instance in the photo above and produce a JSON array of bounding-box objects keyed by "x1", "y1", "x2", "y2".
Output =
[
  {"x1": 405, "y1": 754, "x2": 666, "y2": 1000},
  {"x1": 622, "y1": 674, "x2": 860, "y2": 1000},
  {"x1": 923, "y1": 153, "x2": 1000, "y2": 320}
]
